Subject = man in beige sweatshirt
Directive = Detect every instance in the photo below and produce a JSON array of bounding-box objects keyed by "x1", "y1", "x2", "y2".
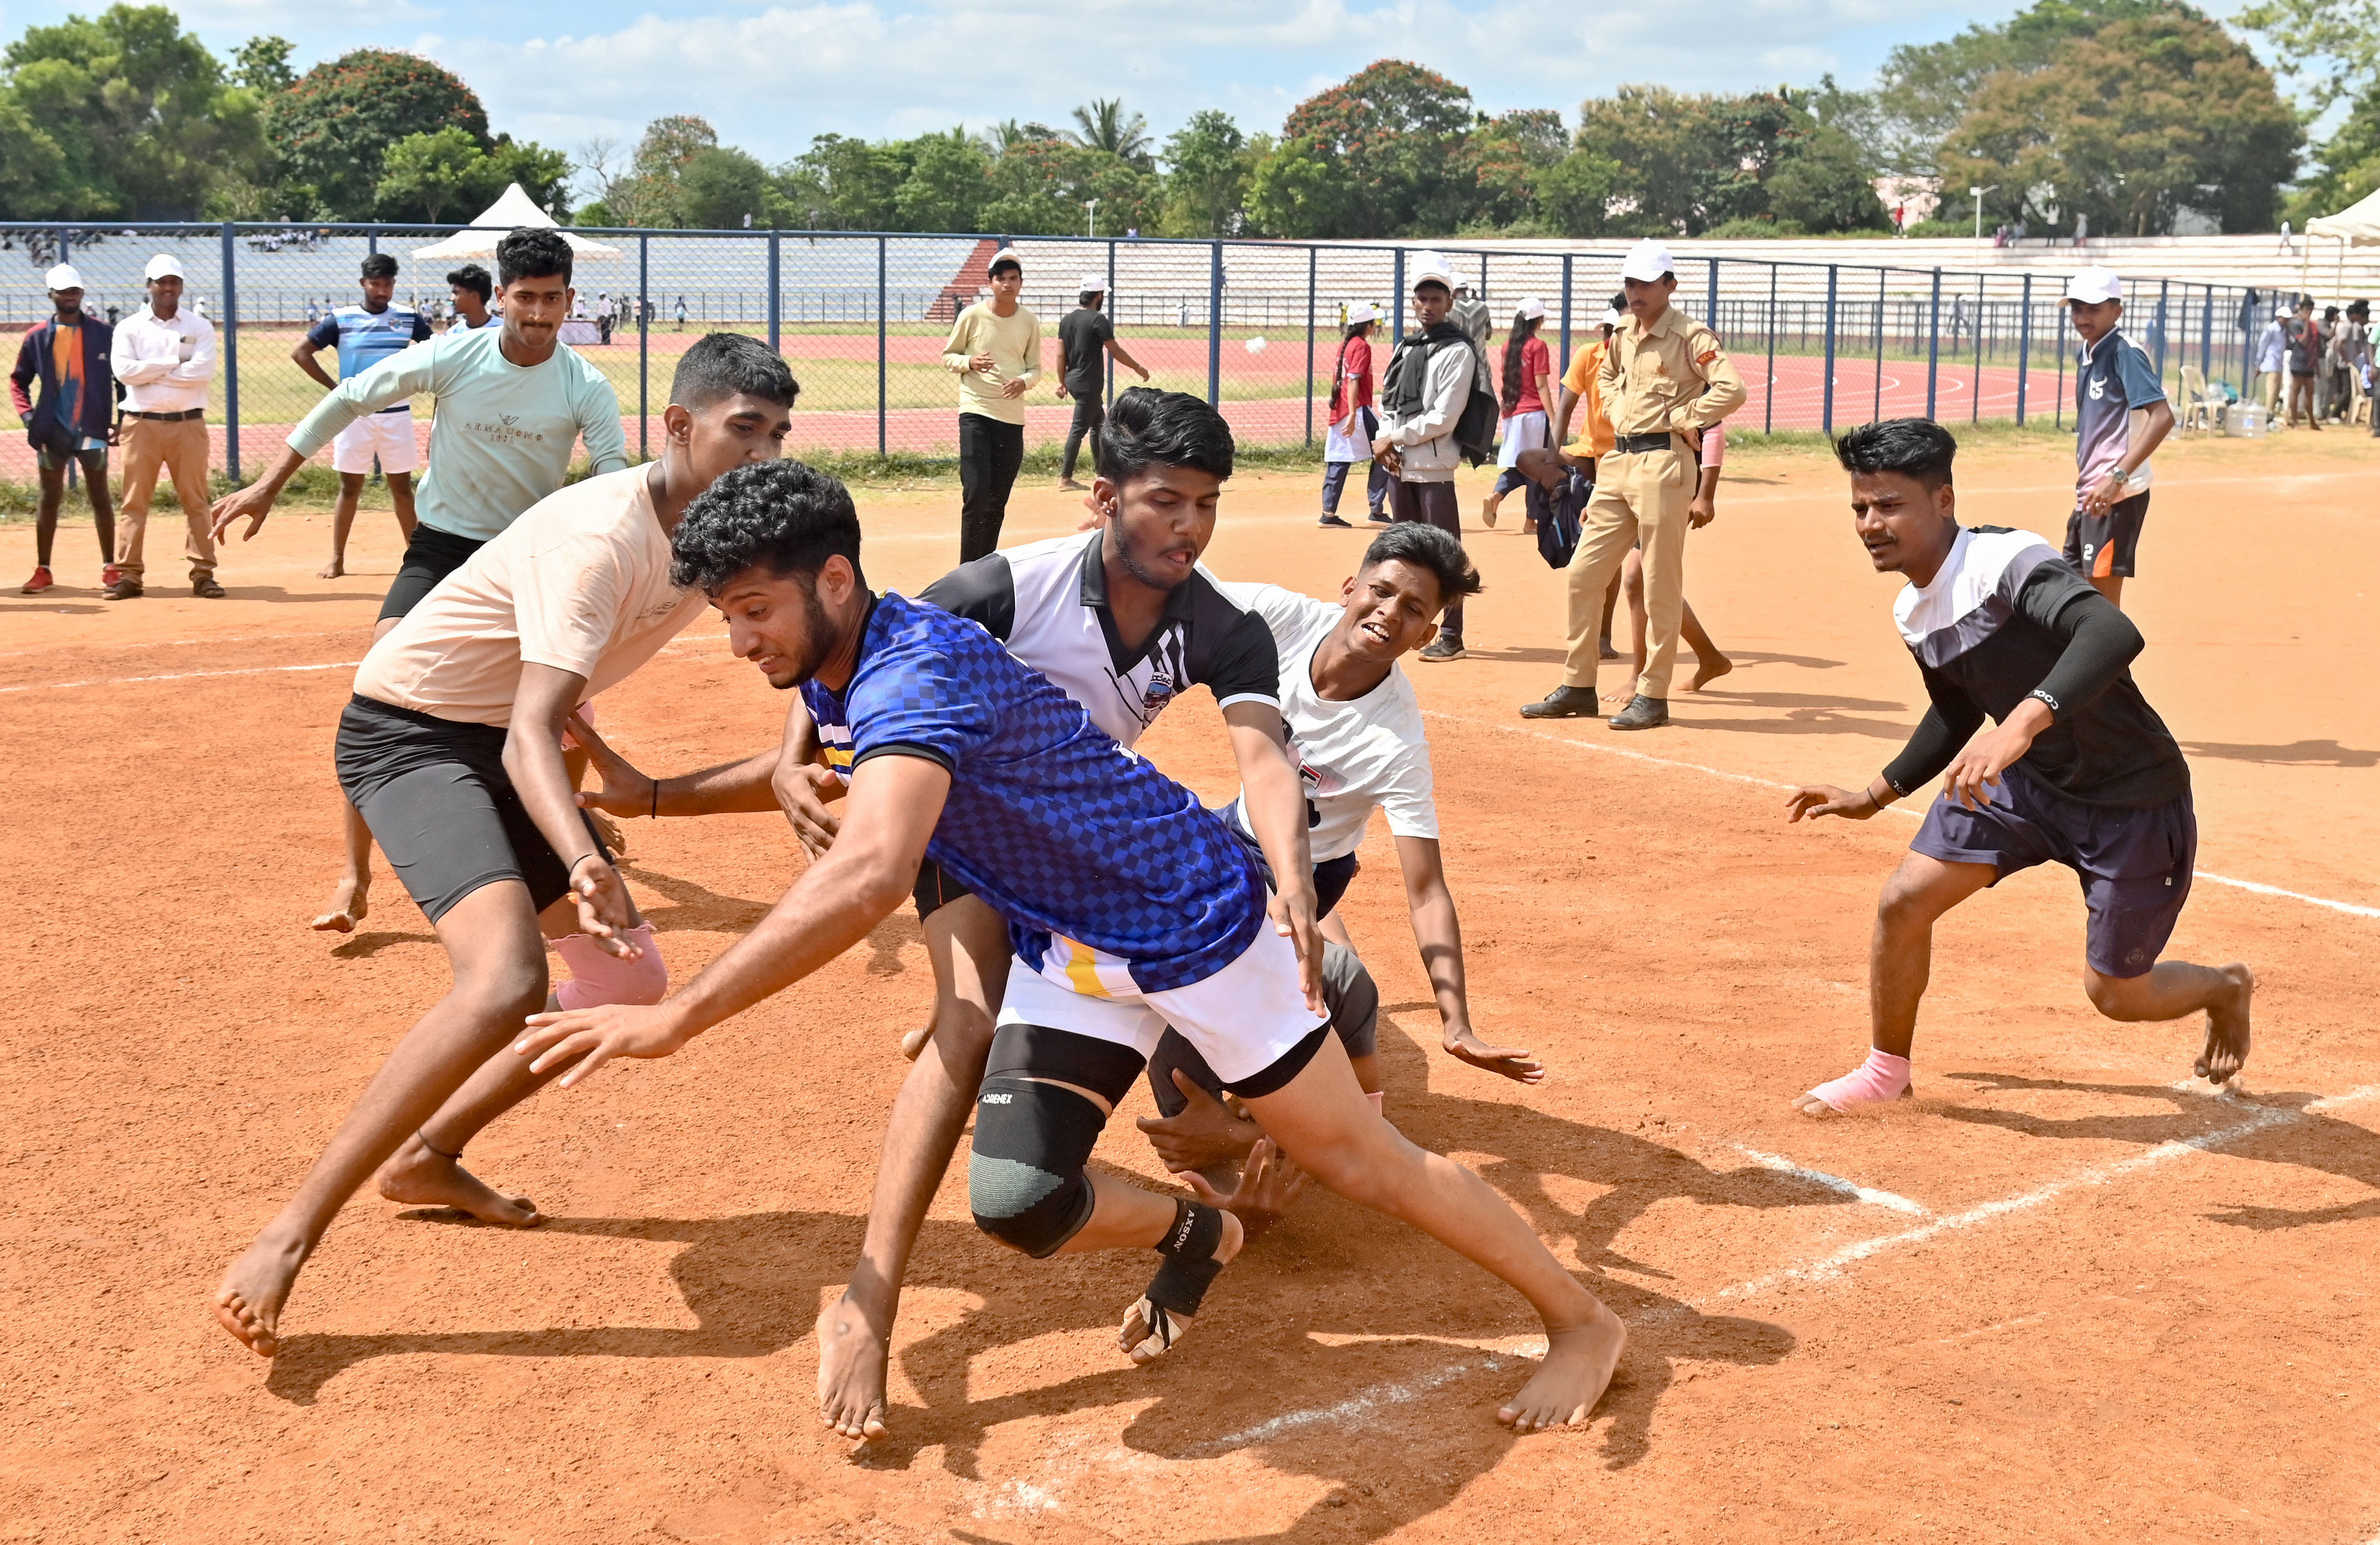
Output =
[{"x1": 942, "y1": 248, "x2": 1040, "y2": 560}]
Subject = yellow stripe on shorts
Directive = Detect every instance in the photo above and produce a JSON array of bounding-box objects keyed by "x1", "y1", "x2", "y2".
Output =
[{"x1": 1061, "y1": 936, "x2": 1114, "y2": 999}]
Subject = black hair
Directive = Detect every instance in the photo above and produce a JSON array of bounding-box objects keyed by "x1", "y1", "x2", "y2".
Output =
[
  {"x1": 1608, "y1": 292, "x2": 1626, "y2": 310},
  {"x1": 671, "y1": 460, "x2": 863, "y2": 594},
  {"x1": 360, "y1": 253, "x2": 398, "y2": 281},
  {"x1": 1500, "y1": 312, "x2": 1542, "y2": 414},
  {"x1": 988, "y1": 253, "x2": 1021, "y2": 278},
  {"x1": 669, "y1": 331, "x2": 800, "y2": 410},
  {"x1": 2325, "y1": 305, "x2": 2342, "y2": 320},
  {"x1": 1343, "y1": 318, "x2": 1372, "y2": 340},
  {"x1": 496, "y1": 227, "x2": 573, "y2": 288},
  {"x1": 1096, "y1": 386, "x2": 1234, "y2": 484},
  {"x1": 1360, "y1": 520, "x2": 1481, "y2": 612},
  {"x1": 2352, "y1": 299, "x2": 2372, "y2": 317},
  {"x1": 1834, "y1": 417, "x2": 1957, "y2": 492},
  {"x1": 445, "y1": 263, "x2": 492, "y2": 302},
  {"x1": 1079, "y1": 290, "x2": 1104, "y2": 306}
]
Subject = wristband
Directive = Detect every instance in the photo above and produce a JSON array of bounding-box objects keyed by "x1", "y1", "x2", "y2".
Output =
[
  {"x1": 2027, "y1": 687, "x2": 2061, "y2": 715},
  {"x1": 1880, "y1": 772, "x2": 1910, "y2": 799}
]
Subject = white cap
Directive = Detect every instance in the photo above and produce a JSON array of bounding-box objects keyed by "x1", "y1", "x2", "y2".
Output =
[
  {"x1": 1079, "y1": 273, "x2": 1107, "y2": 293},
  {"x1": 1513, "y1": 295, "x2": 1546, "y2": 321},
  {"x1": 1345, "y1": 302, "x2": 1380, "y2": 325},
  {"x1": 44, "y1": 263, "x2": 83, "y2": 291},
  {"x1": 2065, "y1": 265, "x2": 2122, "y2": 303},
  {"x1": 1619, "y1": 240, "x2": 1674, "y2": 283},
  {"x1": 1600, "y1": 307, "x2": 1625, "y2": 329},
  {"x1": 986, "y1": 247, "x2": 1023, "y2": 276},
  {"x1": 144, "y1": 253, "x2": 183, "y2": 281},
  {"x1": 1408, "y1": 250, "x2": 1456, "y2": 292}
]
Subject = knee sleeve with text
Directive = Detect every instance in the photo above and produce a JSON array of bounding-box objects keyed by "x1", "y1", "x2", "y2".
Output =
[{"x1": 968, "y1": 1074, "x2": 1110, "y2": 1258}]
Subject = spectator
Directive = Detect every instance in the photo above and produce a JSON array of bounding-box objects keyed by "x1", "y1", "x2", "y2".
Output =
[
  {"x1": 295, "y1": 253, "x2": 431, "y2": 579},
  {"x1": 2254, "y1": 306, "x2": 2287, "y2": 416},
  {"x1": 2323, "y1": 303, "x2": 2364, "y2": 423},
  {"x1": 2280, "y1": 219, "x2": 2295, "y2": 256},
  {"x1": 1318, "y1": 303, "x2": 1389, "y2": 529},
  {"x1": 108, "y1": 253, "x2": 220, "y2": 600},
  {"x1": 1373, "y1": 252, "x2": 1484, "y2": 663},
  {"x1": 1451, "y1": 277, "x2": 1492, "y2": 354},
  {"x1": 939, "y1": 246, "x2": 1040, "y2": 560},
  {"x1": 2283, "y1": 297, "x2": 2321, "y2": 429},
  {"x1": 446, "y1": 264, "x2": 496, "y2": 330},
  {"x1": 675, "y1": 295, "x2": 688, "y2": 327},
  {"x1": 10, "y1": 262, "x2": 118, "y2": 595},
  {"x1": 1480, "y1": 298, "x2": 1552, "y2": 530},
  {"x1": 1052, "y1": 275, "x2": 1149, "y2": 493}
]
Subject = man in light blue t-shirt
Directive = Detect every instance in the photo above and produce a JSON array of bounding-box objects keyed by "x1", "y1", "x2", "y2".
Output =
[
  {"x1": 295, "y1": 253, "x2": 434, "y2": 580},
  {"x1": 212, "y1": 227, "x2": 631, "y2": 933},
  {"x1": 2063, "y1": 265, "x2": 2173, "y2": 610}
]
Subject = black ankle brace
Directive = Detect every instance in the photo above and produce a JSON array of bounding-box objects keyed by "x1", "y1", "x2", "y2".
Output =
[{"x1": 1145, "y1": 1199, "x2": 1226, "y2": 1317}]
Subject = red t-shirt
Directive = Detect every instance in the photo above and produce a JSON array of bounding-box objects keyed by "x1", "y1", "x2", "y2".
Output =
[
  {"x1": 1509, "y1": 335, "x2": 1551, "y2": 415},
  {"x1": 1331, "y1": 336, "x2": 1375, "y2": 416}
]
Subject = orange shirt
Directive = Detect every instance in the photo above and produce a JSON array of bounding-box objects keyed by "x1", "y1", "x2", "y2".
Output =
[{"x1": 1560, "y1": 338, "x2": 1614, "y2": 458}]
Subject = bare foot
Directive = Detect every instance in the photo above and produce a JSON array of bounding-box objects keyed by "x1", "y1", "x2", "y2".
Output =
[
  {"x1": 2196, "y1": 962, "x2": 2255, "y2": 1084},
  {"x1": 1120, "y1": 1207, "x2": 1243, "y2": 1365},
  {"x1": 317, "y1": 557, "x2": 343, "y2": 580},
  {"x1": 1057, "y1": 478, "x2": 1089, "y2": 493},
  {"x1": 899, "y1": 1023, "x2": 935, "y2": 1061},
  {"x1": 1498, "y1": 1304, "x2": 1627, "y2": 1432},
  {"x1": 1446, "y1": 1030, "x2": 1546, "y2": 1084},
  {"x1": 373, "y1": 1135, "x2": 540, "y2": 1226},
  {"x1": 1597, "y1": 638, "x2": 1620, "y2": 661},
  {"x1": 1685, "y1": 653, "x2": 1734, "y2": 692},
  {"x1": 310, "y1": 874, "x2": 368, "y2": 933},
  {"x1": 816, "y1": 1296, "x2": 891, "y2": 1441},
  {"x1": 213, "y1": 1230, "x2": 309, "y2": 1358}
]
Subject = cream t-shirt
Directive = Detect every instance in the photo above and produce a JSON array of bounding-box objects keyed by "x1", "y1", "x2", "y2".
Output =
[{"x1": 353, "y1": 465, "x2": 705, "y2": 727}]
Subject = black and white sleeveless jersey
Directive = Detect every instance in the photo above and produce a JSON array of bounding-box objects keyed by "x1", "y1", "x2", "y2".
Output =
[{"x1": 918, "y1": 531, "x2": 1281, "y2": 751}]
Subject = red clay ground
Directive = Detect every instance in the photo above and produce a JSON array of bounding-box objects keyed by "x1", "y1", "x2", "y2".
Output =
[{"x1": 3, "y1": 425, "x2": 2378, "y2": 1543}]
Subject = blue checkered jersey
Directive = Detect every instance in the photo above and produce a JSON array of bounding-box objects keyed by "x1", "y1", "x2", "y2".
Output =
[
  {"x1": 306, "y1": 304, "x2": 434, "y2": 412},
  {"x1": 802, "y1": 589, "x2": 1268, "y2": 992}
]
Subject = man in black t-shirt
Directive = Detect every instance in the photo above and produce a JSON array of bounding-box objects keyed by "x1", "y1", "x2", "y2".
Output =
[
  {"x1": 1784, "y1": 419, "x2": 2252, "y2": 1116},
  {"x1": 1054, "y1": 277, "x2": 1149, "y2": 491}
]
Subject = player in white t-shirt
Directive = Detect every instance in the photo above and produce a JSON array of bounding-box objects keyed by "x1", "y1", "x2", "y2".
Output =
[
  {"x1": 1136, "y1": 523, "x2": 1545, "y2": 1199},
  {"x1": 212, "y1": 336, "x2": 800, "y2": 1362}
]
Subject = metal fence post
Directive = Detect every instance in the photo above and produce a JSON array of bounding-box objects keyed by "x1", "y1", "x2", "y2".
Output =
[
  {"x1": 876, "y1": 236, "x2": 888, "y2": 457},
  {"x1": 221, "y1": 221, "x2": 240, "y2": 482},
  {"x1": 2055, "y1": 321, "x2": 2065, "y2": 430},
  {"x1": 367, "y1": 226, "x2": 378, "y2": 257},
  {"x1": 638, "y1": 234, "x2": 649, "y2": 461},
  {"x1": 1207, "y1": 240, "x2": 1224, "y2": 407},
  {"x1": 2017, "y1": 274, "x2": 2032, "y2": 425},
  {"x1": 1926, "y1": 268, "x2": 1943, "y2": 420},
  {"x1": 1874, "y1": 270, "x2": 1885, "y2": 424},
  {"x1": 1764, "y1": 264, "x2": 1777, "y2": 433},
  {"x1": 767, "y1": 232, "x2": 780, "y2": 354},
  {"x1": 2155, "y1": 279, "x2": 2171, "y2": 385},
  {"x1": 1391, "y1": 248, "x2": 1405, "y2": 344},
  {"x1": 2201, "y1": 286, "x2": 2214, "y2": 381},
  {"x1": 1971, "y1": 275, "x2": 1984, "y2": 423},
  {"x1": 1823, "y1": 266, "x2": 1838, "y2": 435},
  {"x1": 1707, "y1": 257, "x2": 1719, "y2": 335},
  {"x1": 1107, "y1": 238, "x2": 1119, "y2": 411},
  {"x1": 1304, "y1": 245, "x2": 1317, "y2": 446},
  {"x1": 1558, "y1": 253, "x2": 1573, "y2": 372}
]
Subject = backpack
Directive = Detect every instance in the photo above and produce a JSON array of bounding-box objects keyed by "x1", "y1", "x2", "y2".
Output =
[{"x1": 1450, "y1": 337, "x2": 1500, "y2": 467}]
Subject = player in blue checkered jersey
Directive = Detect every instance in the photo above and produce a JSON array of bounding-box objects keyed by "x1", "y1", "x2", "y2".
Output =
[{"x1": 518, "y1": 459, "x2": 1628, "y2": 1440}]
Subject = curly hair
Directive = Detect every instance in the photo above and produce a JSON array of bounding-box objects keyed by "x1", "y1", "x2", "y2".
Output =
[
  {"x1": 496, "y1": 227, "x2": 573, "y2": 289},
  {"x1": 671, "y1": 460, "x2": 863, "y2": 595},
  {"x1": 1359, "y1": 520, "x2": 1481, "y2": 612},
  {"x1": 1096, "y1": 386, "x2": 1235, "y2": 485}
]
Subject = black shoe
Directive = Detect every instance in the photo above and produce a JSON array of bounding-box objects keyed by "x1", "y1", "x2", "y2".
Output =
[
  {"x1": 1519, "y1": 685, "x2": 1599, "y2": 719},
  {"x1": 1608, "y1": 694, "x2": 1669, "y2": 730},
  {"x1": 1318, "y1": 514, "x2": 1353, "y2": 528},
  {"x1": 102, "y1": 579, "x2": 143, "y2": 600},
  {"x1": 192, "y1": 575, "x2": 225, "y2": 599},
  {"x1": 1365, "y1": 510, "x2": 1393, "y2": 524},
  {"x1": 1417, "y1": 635, "x2": 1464, "y2": 662}
]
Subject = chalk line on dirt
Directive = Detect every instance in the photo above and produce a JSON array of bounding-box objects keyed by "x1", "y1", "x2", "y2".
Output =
[
  {"x1": 1732, "y1": 1147, "x2": 1930, "y2": 1215},
  {"x1": 1423, "y1": 710, "x2": 2380, "y2": 920}
]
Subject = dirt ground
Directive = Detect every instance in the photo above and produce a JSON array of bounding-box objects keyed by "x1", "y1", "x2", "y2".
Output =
[{"x1": 3, "y1": 423, "x2": 2377, "y2": 1544}]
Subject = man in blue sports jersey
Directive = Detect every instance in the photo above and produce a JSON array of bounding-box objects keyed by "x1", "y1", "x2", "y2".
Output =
[
  {"x1": 517, "y1": 459, "x2": 1628, "y2": 1439},
  {"x1": 2061, "y1": 267, "x2": 2174, "y2": 609},
  {"x1": 295, "y1": 253, "x2": 434, "y2": 580}
]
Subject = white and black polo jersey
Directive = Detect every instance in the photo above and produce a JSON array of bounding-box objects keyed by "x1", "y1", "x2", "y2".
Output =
[{"x1": 918, "y1": 531, "x2": 1282, "y2": 750}]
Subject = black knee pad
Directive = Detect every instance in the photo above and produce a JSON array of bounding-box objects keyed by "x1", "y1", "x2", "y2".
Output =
[{"x1": 969, "y1": 1073, "x2": 1110, "y2": 1258}]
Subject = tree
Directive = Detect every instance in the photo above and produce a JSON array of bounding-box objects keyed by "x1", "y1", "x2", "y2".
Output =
[
  {"x1": 2240, "y1": 0, "x2": 2380, "y2": 110},
  {"x1": 232, "y1": 35, "x2": 294, "y2": 96},
  {"x1": 376, "y1": 126, "x2": 494, "y2": 223},
  {"x1": 1939, "y1": 7, "x2": 2299, "y2": 234},
  {"x1": 681, "y1": 145, "x2": 770, "y2": 228},
  {"x1": 1268, "y1": 59, "x2": 1479, "y2": 236},
  {"x1": 781, "y1": 133, "x2": 910, "y2": 229},
  {"x1": 1874, "y1": 0, "x2": 2171, "y2": 174},
  {"x1": 490, "y1": 136, "x2": 573, "y2": 216},
  {"x1": 0, "y1": 98, "x2": 67, "y2": 218},
  {"x1": 893, "y1": 130, "x2": 989, "y2": 232},
  {"x1": 1160, "y1": 110, "x2": 1252, "y2": 235},
  {"x1": 1534, "y1": 149, "x2": 1620, "y2": 237},
  {"x1": 1768, "y1": 124, "x2": 1892, "y2": 233},
  {"x1": 1470, "y1": 108, "x2": 1569, "y2": 230},
  {"x1": 1070, "y1": 97, "x2": 1152, "y2": 169},
  {"x1": 602, "y1": 115, "x2": 718, "y2": 227},
  {"x1": 1244, "y1": 135, "x2": 1352, "y2": 238},
  {"x1": 980, "y1": 136, "x2": 1159, "y2": 235},
  {"x1": 272, "y1": 49, "x2": 487, "y2": 218},
  {"x1": 0, "y1": 5, "x2": 268, "y2": 218},
  {"x1": 2288, "y1": 81, "x2": 2380, "y2": 220}
]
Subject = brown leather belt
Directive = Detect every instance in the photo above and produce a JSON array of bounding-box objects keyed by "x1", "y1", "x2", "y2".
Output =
[{"x1": 126, "y1": 408, "x2": 204, "y2": 421}]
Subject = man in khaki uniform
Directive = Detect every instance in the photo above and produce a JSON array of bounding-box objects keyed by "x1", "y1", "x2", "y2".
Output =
[{"x1": 1523, "y1": 240, "x2": 1742, "y2": 729}]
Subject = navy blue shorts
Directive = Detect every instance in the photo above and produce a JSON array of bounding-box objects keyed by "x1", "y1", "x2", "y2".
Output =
[{"x1": 1911, "y1": 763, "x2": 2195, "y2": 979}]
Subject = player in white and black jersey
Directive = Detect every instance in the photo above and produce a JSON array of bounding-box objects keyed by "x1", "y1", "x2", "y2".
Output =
[{"x1": 1784, "y1": 419, "x2": 2252, "y2": 1117}]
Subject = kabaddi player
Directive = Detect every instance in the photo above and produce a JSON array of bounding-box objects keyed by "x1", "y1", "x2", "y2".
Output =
[
  {"x1": 210, "y1": 229, "x2": 631, "y2": 936},
  {"x1": 516, "y1": 458, "x2": 1629, "y2": 1434},
  {"x1": 1782, "y1": 419, "x2": 2252, "y2": 1116},
  {"x1": 292, "y1": 253, "x2": 432, "y2": 580},
  {"x1": 210, "y1": 336, "x2": 797, "y2": 1359},
  {"x1": 2061, "y1": 266, "x2": 2173, "y2": 609}
]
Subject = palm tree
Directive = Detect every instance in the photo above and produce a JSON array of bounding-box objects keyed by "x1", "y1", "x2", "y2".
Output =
[{"x1": 1070, "y1": 98, "x2": 1152, "y2": 169}]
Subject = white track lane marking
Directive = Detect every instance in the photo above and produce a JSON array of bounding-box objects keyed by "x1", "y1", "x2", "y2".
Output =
[
  {"x1": 1423, "y1": 710, "x2": 2380, "y2": 920},
  {"x1": 0, "y1": 631, "x2": 737, "y2": 697},
  {"x1": 1732, "y1": 1146, "x2": 1930, "y2": 1215}
]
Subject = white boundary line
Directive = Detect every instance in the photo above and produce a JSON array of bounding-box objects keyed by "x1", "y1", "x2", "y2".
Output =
[
  {"x1": 1732, "y1": 1147, "x2": 1930, "y2": 1215},
  {"x1": 0, "y1": 659, "x2": 364, "y2": 694},
  {"x1": 1423, "y1": 709, "x2": 2380, "y2": 920}
]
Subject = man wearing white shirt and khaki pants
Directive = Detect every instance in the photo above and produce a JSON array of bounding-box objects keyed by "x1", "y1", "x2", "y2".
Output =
[{"x1": 109, "y1": 253, "x2": 221, "y2": 599}]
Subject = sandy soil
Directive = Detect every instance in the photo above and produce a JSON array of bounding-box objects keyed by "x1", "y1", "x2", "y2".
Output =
[{"x1": 2, "y1": 424, "x2": 2377, "y2": 1543}]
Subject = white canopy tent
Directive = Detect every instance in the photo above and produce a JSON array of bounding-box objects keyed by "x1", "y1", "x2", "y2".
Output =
[
  {"x1": 2301, "y1": 187, "x2": 2380, "y2": 291},
  {"x1": 409, "y1": 184, "x2": 622, "y2": 262}
]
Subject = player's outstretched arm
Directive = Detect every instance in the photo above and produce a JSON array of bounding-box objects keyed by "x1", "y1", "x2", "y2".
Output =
[
  {"x1": 208, "y1": 447, "x2": 307, "y2": 543},
  {"x1": 1394, "y1": 834, "x2": 1543, "y2": 1083},
  {"x1": 1222, "y1": 702, "x2": 1324, "y2": 1013},
  {"x1": 515, "y1": 753, "x2": 951, "y2": 1087},
  {"x1": 566, "y1": 710, "x2": 781, "y2": 820},
  {"x1": 1784, "y1": 779, "x2": 1896, "y2": 822}
]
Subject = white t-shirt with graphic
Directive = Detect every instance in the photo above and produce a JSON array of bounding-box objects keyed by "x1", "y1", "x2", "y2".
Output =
[{"x1": 1221, "y1": 582, "x2": 1440, "y2": 862}]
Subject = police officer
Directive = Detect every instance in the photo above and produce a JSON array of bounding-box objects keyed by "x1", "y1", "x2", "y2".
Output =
[{"x1": 1522, "y1": 240, "x2": 1743, "y2": 729}]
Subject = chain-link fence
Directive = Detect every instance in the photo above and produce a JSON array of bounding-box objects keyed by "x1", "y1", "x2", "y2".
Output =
[{"x1": 1, "y1": 221, "x2": 2275, "y2": 482}]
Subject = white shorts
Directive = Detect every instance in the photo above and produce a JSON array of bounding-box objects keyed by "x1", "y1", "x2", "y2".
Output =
[
  {"x1": 998, "y1": 924, "x2": 1327, "y2": 1087},
  {"x1": 332, "y1": 408, "x2": 419, "y2": 476},
  {"x1": 1496, "y1": 410, "x2": 1549, "y2": 468}
]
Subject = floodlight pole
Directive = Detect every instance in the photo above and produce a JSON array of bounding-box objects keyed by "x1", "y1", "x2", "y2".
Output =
[
  {"x1": 1085, "y1": 200, "x2": 1098, "y2": 238},
  {"x1": 1969, "y1": 185, "x2": 1996, "y2": 242}
]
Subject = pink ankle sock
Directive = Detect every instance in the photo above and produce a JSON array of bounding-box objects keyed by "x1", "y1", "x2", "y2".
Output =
[
  {"x1": 1366, "y1": 1091, "x2": 1385, "y2": 1118},
  {"x1": 1805, "y1": 1049, "x2": 1911, "y2": 1113}
]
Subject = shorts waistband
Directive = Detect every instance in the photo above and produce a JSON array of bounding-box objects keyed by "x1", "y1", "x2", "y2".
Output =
[{"x1": 345, "y1": 694, "x2": 504, "y2": 739}]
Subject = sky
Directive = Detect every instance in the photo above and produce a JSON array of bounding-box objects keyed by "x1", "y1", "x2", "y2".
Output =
[{"x1": 1, "y1": 0, "x2": 2276, "y2": 186}]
